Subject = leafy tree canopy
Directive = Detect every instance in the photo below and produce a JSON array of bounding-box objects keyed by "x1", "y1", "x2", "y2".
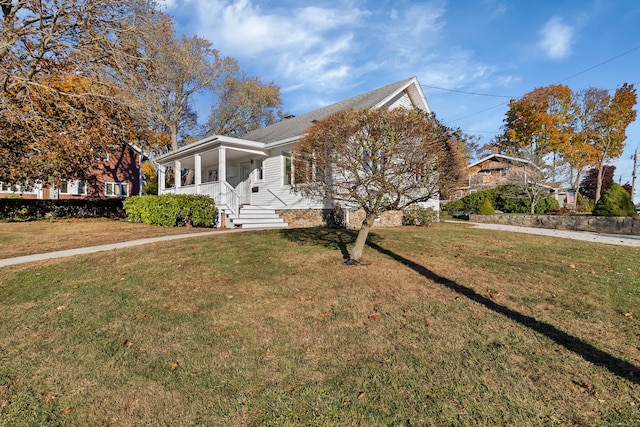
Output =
[{"x1": 294, "y1": 107, "x2": 467, "y2": 262}]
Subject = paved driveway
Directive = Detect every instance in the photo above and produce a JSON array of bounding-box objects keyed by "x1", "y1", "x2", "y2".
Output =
[{"x1": 466, "y1": 222, "x2": 640, "y2": 247}]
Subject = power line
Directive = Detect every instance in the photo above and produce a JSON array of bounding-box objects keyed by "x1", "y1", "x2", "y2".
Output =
[
  {"x1": 445, "y1": 101, "x2": 507, "y2": 124},
  {"x1": 433, "y1": 46, "x2": 640, "y2": 127},
  {"x1": 554, "y1": 46, "x2": 640, "y2": 84},
  {"x1": 420, "y1": 83, "x2": 515, "y2": 98}
]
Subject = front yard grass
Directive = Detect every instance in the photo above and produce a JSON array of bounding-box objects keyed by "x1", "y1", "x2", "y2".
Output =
[
  {"x1": 0, "y1": 222, "x2": 638, "y2": 425},
  {"x1": 0, "y1": 218, "x2": 215, "y2": 259}
]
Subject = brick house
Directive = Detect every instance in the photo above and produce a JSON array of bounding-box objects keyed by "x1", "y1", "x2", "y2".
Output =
[{"x1": 0, "y1": 144, "x2": 143, "y2": 199}]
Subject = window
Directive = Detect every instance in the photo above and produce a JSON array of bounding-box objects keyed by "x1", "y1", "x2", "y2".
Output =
[
  {"x1": 255, "y1": 159, "x2": 264, "y2": 181},
  {"x1": 363, "y1": 149, "x2": 385, "y2": 173},
  {"x1": 105, "y1": 182, "x2": 129, "y2": 197},
  {"x1": 282, "y1": 151, "x2": 292, "y2": 185},
  {"x1": 500, "y1": 168, "x2": 507, "y2": 177},
  {"x1": 60, "y1": 180, "x2": 86, "y2": 195}
]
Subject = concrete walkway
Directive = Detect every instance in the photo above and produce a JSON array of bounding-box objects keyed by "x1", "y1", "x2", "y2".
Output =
[
  {"x1": 464, "y1": 221, "x2": 640, "y2": 247},
  {"x1": 0, "y1": 228, "x2": 246, "y2": 268}
]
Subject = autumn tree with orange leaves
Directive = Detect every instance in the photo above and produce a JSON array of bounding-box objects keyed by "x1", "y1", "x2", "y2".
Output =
[
  {"x1": 497, "y1": 84, "x2": 577, "y2": 182},
  {"x1": 294, "y1": 108, "x2": 466, "y2": 263},
  {"x1": 0, "y1": 0, "x2": 164, "y2": 185},
  {"x1": 572, "y1": 84, "x2": 637, "y2": 202},
  {"x1": 498, "y1": 83, "x2": 637, "y2": 203}
]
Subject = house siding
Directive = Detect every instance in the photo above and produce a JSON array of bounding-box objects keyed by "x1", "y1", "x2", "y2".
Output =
[
  {"x1": 248, "y1": 145, "x2": 323, "y2": 209},
  {"x1": 385, "y1": 92, "x2": 413, "y2": 109}
]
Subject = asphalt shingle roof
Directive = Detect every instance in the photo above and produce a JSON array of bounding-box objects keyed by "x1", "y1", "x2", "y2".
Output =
[{"x1": 242, "y1": 77, "x2": 416, "y2": 144}]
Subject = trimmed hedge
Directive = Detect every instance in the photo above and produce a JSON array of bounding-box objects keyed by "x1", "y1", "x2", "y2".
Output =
[
  {"x1": 123, "y1": 194, "x2": 217, "y2": 227},
  {"x1": 0, "y1": 198, "x2": 125, "y2": 221},
  {"x1": 444, "y1": 184, "x2": 559, "y2": 215}
]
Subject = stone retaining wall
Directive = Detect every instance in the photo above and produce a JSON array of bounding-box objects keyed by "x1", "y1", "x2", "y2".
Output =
[
  {"x1": 276, "y1": 208, "x2": 404, "y2": 229},
  {"x1": 468, "y1": 214, "x2": 640, "y2": 235}
]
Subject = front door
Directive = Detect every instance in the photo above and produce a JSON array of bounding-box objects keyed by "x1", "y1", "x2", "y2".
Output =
[{"x1": 240, "y1": 162, "x2": 252, "y2": 205}]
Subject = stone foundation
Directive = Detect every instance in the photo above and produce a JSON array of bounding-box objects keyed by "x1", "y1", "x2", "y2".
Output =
[
  {"x1": 276, "y1": 208, "x2": 404, "y2": 229},
  {"x1": 347, "y1": 209, "x2": 403, "y2": 229},
  {"x1": 469, "y1": 214, "x2": 640, "y2": 235}
]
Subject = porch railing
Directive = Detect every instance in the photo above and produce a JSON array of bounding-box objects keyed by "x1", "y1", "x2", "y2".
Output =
[{"x1": 162, "y1": 181, "x2": 240, "y2": 217}]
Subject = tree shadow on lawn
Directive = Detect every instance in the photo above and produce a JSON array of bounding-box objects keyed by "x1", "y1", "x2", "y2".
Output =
[
  {"x1": 281, "y1": 227, "x2": 640, "y2": 385},
  {"x1": 281, "y1": 227, "x2": 364, "y2": 261}
]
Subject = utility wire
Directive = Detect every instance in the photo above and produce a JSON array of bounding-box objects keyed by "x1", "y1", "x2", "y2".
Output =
[
  {"x1": 420, "y1": 83, "x2": 515, "y2": 98},
  {"x1": 429, "y1": 46, "x2": 640, "y2": 126},
  {"x1": 554, "y1": 46, "x2": 640, "y2": 84}
]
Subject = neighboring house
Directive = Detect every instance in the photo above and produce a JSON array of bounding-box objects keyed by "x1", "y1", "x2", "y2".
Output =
[
  {"x1": 453, "y1": 152, "x2": 572, "y2": 207},
  {"x1": 0, "y1": 144, "x2": 143, "y2": 200},
  {"x1": 453, "y1": 153, "x2": 540, "y2": 199},
  {"x1": 155, "y1": 76, "x2": 439, "y2": 229}
]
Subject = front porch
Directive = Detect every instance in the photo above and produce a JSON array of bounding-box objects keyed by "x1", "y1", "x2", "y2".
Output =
[{"x1": 155, "y1": 135, "x2": 288, "y2": 228}]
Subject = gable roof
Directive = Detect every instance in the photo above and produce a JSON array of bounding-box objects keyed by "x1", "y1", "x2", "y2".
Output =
[
  {"x1": 242, "y1": 76, "x2": 430, "y2": 145},
  {"x1": 468, "y1": 153, "x2": 538, "y2": 170}
]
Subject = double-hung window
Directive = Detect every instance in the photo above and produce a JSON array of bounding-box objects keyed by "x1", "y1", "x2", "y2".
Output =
[
  {"x1": 60, "y1": 180, "x2": 86, "y2": 195},
  {"x1": 105, "y1": 182, "x2": 129, "y2": 197},
  {"x1": 282, "y1": 151, "x2": 292, "y2": 185}
]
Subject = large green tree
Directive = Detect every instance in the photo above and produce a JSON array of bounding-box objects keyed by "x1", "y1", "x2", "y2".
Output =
[{"x1": 293, "y1": 108, "x2": 466, "y2": 263}]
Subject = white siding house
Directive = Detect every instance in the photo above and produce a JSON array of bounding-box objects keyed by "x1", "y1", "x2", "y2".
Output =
[{"x1": 154, "y1": 76, "x2": 438, "y2": 228}]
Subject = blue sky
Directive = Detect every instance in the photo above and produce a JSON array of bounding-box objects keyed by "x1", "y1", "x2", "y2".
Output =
[{"x1": 159, "y1": 0, "x2": 640, "y2": 201}]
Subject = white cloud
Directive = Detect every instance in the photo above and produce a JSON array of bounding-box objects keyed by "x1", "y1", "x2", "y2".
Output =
[
  {"x1": 538, "y1": 17, "x2": 574, "y2": 60},
  {"x1": 173, "y1": 0, "x2": 368, "y2": 93}
]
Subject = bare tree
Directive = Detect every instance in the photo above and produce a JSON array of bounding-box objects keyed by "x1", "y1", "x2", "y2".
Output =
[
  {"x1": 205, "y1": 72, "x2": 285, "y2": 138},
  {"x1": 293, "y1": 108, "x2": 466, "y2": 263},
  {"x1": 134, "y1": 15, "x2": 238, "y2": 151}
]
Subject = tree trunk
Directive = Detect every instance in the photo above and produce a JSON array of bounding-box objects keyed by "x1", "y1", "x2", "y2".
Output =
[
  {"x1": 349, "y1": 212, "x2": 376, "y2": 263},
  {"x1": 595, "y1": 165, "x2": 604, "y2": 203}
]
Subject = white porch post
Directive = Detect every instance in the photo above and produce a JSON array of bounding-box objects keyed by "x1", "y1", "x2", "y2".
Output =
[
  {"x1": 158, "y1": 166, "x2": 166, "y2": 194},
  {"x1": 174, "y1": 160, "x2": 182, "y2": 189},
  {"x1": 194, "y1": 153, "x2": 202, "y2": 194},
  {"x1": 218, "y1": 147, "x2": 226, "y2": 183}
]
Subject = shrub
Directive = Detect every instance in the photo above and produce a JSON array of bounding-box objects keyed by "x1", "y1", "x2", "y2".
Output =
[
  {"x1": 592, "y1": 183, "x2": 638, "y2": 217},
  {"x1": 443, "y1": 189, "x2": 496, "y2": 213},
  {"x1": 444, "y1": 185, "x2": 560, "y2": 215},
  {"x1": 477, "y1": 198, "x2": 495, "y2": 215},
  {"x1": 494, "y1": 184, "x2": 529, "y2": 214},
  {"x1": 576, "y1": 192, "x2": 593, "y2": 212},
  {"x1": 123, "y1": 194, "x2": 217, "y2": 227},
  {"x1": 535, "y1": 196, "x2": 560, "y2": 214},
  {"x1": 442, "y1": 199, "x2": 464, "y2": 212},
  {"x1": 0, "y1": 199, "x2": 125, "y2": 221},
  {"x1": 402, "y1": 206, "x2": 439, "y2": 226}
]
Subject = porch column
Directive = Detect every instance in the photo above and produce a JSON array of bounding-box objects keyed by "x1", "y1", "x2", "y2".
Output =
[
  {"x1": 158, "y1": 166, "x2": 166, "y2": 193},
  {"x1": 174, "y1": 160, "x2": 182, "y2": 189},
  {"x1": 218, "y1": 147, "x2": 226, "y2": 183},
  {"x1": 194, "y1": 153, "x2": 202, "y2": 194}
]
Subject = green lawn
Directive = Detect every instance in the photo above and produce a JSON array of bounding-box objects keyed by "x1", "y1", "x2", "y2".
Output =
[{"x1": 0, "y1": 222, "x2": 638, "y2": 426}]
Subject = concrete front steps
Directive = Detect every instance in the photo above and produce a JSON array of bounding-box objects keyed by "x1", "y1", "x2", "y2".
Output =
[{"x1": 228, "y1": 205, "x2": 288, "y2": 229}]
